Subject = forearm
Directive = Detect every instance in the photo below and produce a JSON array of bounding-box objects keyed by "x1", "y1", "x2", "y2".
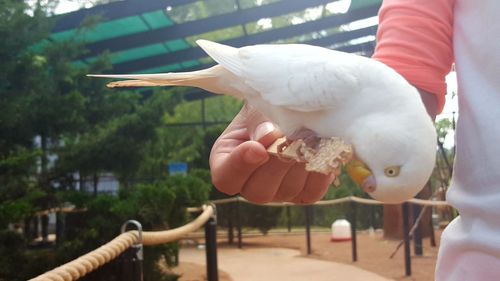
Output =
[
  {"x1": 373, "y1": 0, "x2": 454, "y2": 115},
  {"x1": 418, "y1": 89, "x2": 438, "y2": 120}
]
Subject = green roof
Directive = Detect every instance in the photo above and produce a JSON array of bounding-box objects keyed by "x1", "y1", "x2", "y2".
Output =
[{"x1": 50, "y1": 0, "x2": 381, "y2": 74}]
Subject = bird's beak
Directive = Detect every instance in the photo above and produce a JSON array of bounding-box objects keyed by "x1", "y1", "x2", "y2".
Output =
[{"x1": 345, "y1": 159, "x2": 377, "y2": 193}]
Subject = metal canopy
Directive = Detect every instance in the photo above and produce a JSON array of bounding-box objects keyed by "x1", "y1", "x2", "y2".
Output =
[{"x1": 51, "y1": 0, "x2": 381, "y2": 75}]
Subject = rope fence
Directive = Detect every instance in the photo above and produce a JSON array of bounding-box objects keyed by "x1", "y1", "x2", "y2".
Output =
[
  {"x1": 212, "y1": 195, "x2": 449, "y2": 207},
  {"x1": 29, "y1": 195, "x2": 450, "y2": 281},
  {"x1": 212, "y1": 195, "x2": 450, "y2": 277},
  {"x1": 30, "y1": 205, "x2": 216, "y2": 281}
]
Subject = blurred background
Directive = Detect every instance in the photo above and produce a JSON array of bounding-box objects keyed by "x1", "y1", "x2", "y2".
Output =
[{"x1": 0, "y1": 0, "x2": 457, "y2": 280}]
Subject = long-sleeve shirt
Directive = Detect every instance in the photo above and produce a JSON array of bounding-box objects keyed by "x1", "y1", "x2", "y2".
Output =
[{"x1": 373, "y1": 1, "x2": 500, "y2": 280}]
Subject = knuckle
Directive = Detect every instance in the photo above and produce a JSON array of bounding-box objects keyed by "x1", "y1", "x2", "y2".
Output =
[{"x1": 211, "y1": 174, "x2": 239, "y2": 196}]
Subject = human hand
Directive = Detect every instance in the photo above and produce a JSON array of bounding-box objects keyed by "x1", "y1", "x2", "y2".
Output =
[{"x1": 209, "y1": 103, "x2": 335, "y2": 204}]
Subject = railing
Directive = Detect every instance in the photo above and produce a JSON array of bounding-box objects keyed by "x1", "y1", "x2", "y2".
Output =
[
  {"x1": 212, "y1": 196, "x2": 449, "y2": 277},
  {"x1": 29, "y1": 196, "x2": 449, "y2": 280},
  {"x1": 29, "y1": 204, "x2": 218, "y2": 281}
]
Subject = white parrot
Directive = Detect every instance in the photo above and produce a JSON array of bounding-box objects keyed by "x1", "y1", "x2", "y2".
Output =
[{"x1": 88, "y1": 39, "x2": 437, "y2": 204}]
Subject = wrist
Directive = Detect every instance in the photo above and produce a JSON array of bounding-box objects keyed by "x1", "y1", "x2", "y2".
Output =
[{"x1": 417, "y1": 89, "x2": 438, "y2": 120}]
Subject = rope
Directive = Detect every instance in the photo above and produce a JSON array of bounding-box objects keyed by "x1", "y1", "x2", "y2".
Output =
[
  {"x1": 29, "y1": 205, "x2": 215, "y2": 281},
  {"x1": 142, "y1": 205, "x2": 214, "y2": 245},
  {"x1": 310, "y1": 197, "x2": 352, "y2": 205},
  {"x1": 29, "y1": 232, "x2": 137, "y2": 281},
  {"x1": 211, "y1": 196, "x2": 449, "y2": 207},
  {"x1": 211, "y1": 197, "x2": 239, "y2": 204},
  {"x1": 30, "y1": 194, "x2": 449, "y2": 280},
  {"x1": 407, "y1": 198, "x2": 450, "y2": 207}
]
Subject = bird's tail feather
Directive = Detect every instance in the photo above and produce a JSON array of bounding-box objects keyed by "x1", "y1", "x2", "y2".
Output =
[
  {"x1": 87, "y1": 67, "x2": 228, "y2": 94},
  {"x1": 196, "y1": 39, "x2": 242, "y2": 76}
]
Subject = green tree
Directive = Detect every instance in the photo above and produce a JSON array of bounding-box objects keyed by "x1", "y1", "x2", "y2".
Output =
[{"x1": 0, "y1": 0, "x2": 57, "y2": 230}]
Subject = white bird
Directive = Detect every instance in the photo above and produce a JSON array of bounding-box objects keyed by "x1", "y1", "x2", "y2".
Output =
[{"x1": 88, "y1": 39, "x2": 437, "y2": 203}]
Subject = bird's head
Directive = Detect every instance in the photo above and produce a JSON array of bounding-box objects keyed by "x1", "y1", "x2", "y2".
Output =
[{"x1": 345, "y1": 115, "x2": 436, "y2": 204}]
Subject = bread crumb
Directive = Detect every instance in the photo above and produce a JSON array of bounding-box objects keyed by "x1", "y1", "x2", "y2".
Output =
[{"x1": 267, "y1": 137, "x2": 353, "y2": 178}]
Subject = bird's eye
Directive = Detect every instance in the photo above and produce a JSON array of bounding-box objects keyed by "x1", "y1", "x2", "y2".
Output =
[{"x1": 384, "y1": 166, "x2": 401, "y2": 177}]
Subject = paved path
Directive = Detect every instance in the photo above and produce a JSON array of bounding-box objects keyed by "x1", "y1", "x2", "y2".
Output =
[{"x1": 179, "y1": 247, "x2": 393, "y2": 281}]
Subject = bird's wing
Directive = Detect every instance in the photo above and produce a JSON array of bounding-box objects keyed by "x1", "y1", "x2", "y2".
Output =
[{"x1": 197, "y1": 40, "x2": 366, "y2": 112}]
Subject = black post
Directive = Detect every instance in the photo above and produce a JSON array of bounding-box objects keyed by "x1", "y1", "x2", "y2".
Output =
[
  {"x1": 119, "y1": 246, "x2": 143, "y2": 281},
  {"x1": 236, "y1": 200, "x2": 242, "y2": 249},
  {"x1": 228, "y1": 220, "x2": 234, "y2": 245},
  {"x1": 23, "y1": 217, "x2": 31, "y2": 241},
  {"x1": 205, "y1": 214, "x2": 219, "y2": 281},
  {"x1": 286, "y1": 206, "x2": 292, "y2": 233},
  {"x1": 412, "y1": 204, "x2": 423, "y2": 256},
  {"x1": 370, "y1": 204, "x2": 376, "y2": 229},
  {"x1": 41, "y1": 214, "x2": 49, "y2": 243},
  {"x1": 120, "y1": 220, "x2": 143, "y2": 281},
  {"x1": 55, "y1": 211, "x2": 65, "y2": 246},
  {"x1": 402, "y1": 203, "x2": 412, "y2": 276},
  {"x1": 350, "y1": 202, "x2": 358, "y2": 262},
  {"x1": 429, "y1": 218, "x2": 437, "y2": 247},
  {"x1": 304, "y1": 205, "x2": 312, "y2": 255},
  {"x1": 32, "y1": 216, "x2": 39, "y2": 241}
]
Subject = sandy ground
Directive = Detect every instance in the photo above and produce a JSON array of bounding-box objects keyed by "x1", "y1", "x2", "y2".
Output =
[
  {"x1": 161, "y1": 260, "x2": 233, "y2": 281},
  {"x1": 178, "y1": 247, "x2": 390, "y2": 281},
  {"x1": 167, "y1": 229, "x2": 440, "y2": 281},
  {"x1": 240, "y1": 230, "x2": 440, "y2": 281}
]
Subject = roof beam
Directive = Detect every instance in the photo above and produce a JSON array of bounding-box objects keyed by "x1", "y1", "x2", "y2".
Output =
[
  {"x1": 83, "y1": 0, "x2": 348, "y2": 58},
  {"x1": 53, "y1": 0, "x2": 198, "y2": 32},
  {"x1": 111, "y1": 5, "x2": 379, "y2": 73}
]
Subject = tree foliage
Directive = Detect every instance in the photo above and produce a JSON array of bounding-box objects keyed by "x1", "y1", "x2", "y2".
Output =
[{"x1": 0, "y1": 1, "x2": 241, "y2": 279}]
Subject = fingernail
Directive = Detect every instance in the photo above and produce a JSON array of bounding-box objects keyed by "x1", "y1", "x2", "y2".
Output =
[
  {"x1": 243, "y1": 146, "x2": 267, "y2": 164},
  {"x1": 253, "y1": 122, "x2": 275, "y2": 141}
]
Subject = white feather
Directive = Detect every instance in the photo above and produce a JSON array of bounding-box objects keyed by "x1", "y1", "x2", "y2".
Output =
[{"x1": 89, "y1": 39, "x2": 437, "y2": 203}]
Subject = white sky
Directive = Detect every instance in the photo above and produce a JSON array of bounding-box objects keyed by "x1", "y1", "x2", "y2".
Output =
[
  {"x1": 439, "y1": 71, "x2": 458, "y2": 148},
  {"x1": 54, "y1": 1, "x2": 92, "y2": 14},
  {"x1": 442, "y1": 71, "x2": 459, "y2": 118}
]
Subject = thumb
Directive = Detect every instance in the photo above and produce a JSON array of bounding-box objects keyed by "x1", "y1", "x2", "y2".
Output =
[
  {"x1": 237, "y1": 103, "x2": 283, "y2": 147},
  {"x1": 210, "y1": 141, "x2": 269, "y2": 195},
  {"x1": 253, "y1": 122, "x2": 282, "y2": 147}
]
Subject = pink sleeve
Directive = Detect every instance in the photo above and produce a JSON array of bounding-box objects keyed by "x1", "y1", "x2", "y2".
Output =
[{"x1": 372, "y1": 0, "x2": 455, "y2": 113}]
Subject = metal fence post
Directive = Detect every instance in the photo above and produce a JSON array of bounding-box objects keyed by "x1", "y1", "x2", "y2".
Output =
[
  {"x1": 228, "y1": 202, "x2": 234, "y2": 245},
  {"x1": 350, "y1": 202, "x2": 358, "y2": 262},
  {"x1": 205, "y1": 205, "x2": 219, "y2": 281},
  {"x1": 236, "y1": 199, "x2": 242, "y2": 249},
  {"x1": 32, "y1": 216, "x2": 39, "y2": 241},
  {"x1": 41, "y1": 214, "x2": 49, "y2": 243},
  {"x1": 304, "y1": 205, "x2": 312, "y2": 255},
  {"x1": 402, "y1": 203, "x2": 411, "y2": 276},
  {"x1": 412, "y1": 204, "x2": 423, "y2": 256},
  {"x1": 120, "y1": 220, "x2": 144, "y2": 281},
  {"x1": 286, "y1": 206, "x2": 292, "y2": 233}
]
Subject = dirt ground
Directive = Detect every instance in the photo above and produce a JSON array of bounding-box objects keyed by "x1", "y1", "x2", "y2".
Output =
[
  {"x1": 162, "y1": 261, "x2": 234, "y2": 281},
  {"x1": 168, "y1": 229, "x2": 441, "y2": 281}
]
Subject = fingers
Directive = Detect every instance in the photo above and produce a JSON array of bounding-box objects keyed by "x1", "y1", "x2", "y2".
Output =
[
  {"x1": 240, "y1": 156, "x2": 294, "y2": 203},
  {"x1": 253, "y1": 122, "x2": 282, "y2": 146},
  {"x1": 210, "y1": 104, "x2": 282, "y2": 196},
  {"x1": 210, "y1": 140, "x2": 269, "y2": 195},
  {"x1": 291, "y1": 172, "x2": 336, "y2": 204},
  {"x1": 209, "y1": 102, "x2": 333, "y2": 205},
  {"x1": 237, "y1": 103, "x2": 282, "y2": 145},
  {"x1": 272, "y1": 163, "x2": 309, "y2": 202}
]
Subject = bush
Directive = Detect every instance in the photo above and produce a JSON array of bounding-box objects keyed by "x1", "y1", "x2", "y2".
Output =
[{"x1": 17, "y1": 172, "x2": 210, "y2": 280}]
